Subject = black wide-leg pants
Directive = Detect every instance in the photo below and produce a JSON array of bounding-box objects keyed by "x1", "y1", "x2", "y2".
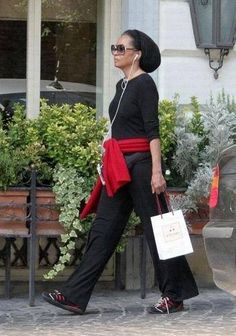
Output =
[{"x1": 60, "y1": 158, "x2": 199, "y2": 311}]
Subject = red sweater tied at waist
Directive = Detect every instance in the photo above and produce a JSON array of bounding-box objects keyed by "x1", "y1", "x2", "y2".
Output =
[{"x1": 80, "y1": 138, "x2": 150, "y2": 219}]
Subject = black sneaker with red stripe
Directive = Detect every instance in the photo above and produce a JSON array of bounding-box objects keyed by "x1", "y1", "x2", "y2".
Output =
[
  {"x1": 148, "y1": 296, "x2": 184, "y2": 314},
  {"x1": 42, "y1": 290, "x2": 84, "y2": 314}
]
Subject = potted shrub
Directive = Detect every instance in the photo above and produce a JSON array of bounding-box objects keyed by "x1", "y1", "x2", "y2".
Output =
[
  {"x1": 165, "y1": 92, "x2": 236, "y2": 233},
  {"x1": 0, "y1": 100, "x2": 107, "y2": 278},
  {"x1": 0, "y1": 104, "x2": 42, "y2": 234},
  {"x1": 33, "y1": 101, "x2": 107, "y2": 278},
  {"x1": 158, "y1": 95, "x2": 188, "y2": 191}
]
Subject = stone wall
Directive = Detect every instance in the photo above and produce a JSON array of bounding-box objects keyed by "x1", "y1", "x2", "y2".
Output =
[{"x1": 158, "y1": 0, "x2": 236, "y2": 103}]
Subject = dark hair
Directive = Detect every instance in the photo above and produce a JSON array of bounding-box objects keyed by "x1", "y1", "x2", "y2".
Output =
[{"x1": 122, "y1": 29, "x2": 161, "y2": 73}]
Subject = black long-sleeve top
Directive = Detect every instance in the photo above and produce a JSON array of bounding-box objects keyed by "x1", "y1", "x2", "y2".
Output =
[{"x1": 108, "y1": 73, "x2": 160, "y2": 142}]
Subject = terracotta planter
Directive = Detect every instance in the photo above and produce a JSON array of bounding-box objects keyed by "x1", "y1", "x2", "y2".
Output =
[
  {"x1": 0, "y1": 189, "x2": 29, "y2": 235},
  {"x1": 186, "y1": 199, "x2": 209, "y2": 235},
  {"x1": 167, "y1": 188, "x2": 209, "y2": 235},
  {"x1": 36, "y1": 189, "x2": 65, "y2": 236},
  {"x1": 166, "y1": 187, "x2": 187, "y2": 195}
]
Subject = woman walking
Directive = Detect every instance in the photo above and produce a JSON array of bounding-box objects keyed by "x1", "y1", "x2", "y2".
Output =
[{"x1": 42, "y1": 29, "x2": 198, "y2": 315}]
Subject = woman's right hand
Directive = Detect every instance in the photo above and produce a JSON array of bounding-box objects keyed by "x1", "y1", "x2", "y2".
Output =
[{"x1": 151, "y1": 171, "x2": 166, "y2": 194}]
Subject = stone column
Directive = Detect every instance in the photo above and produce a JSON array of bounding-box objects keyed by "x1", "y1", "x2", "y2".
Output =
[
  {"x1": 121, "y1": 0, "x2": 161, "y2": 85},
  {"x1": 96, "y1": 0, "x2": 122, "y2": 119}
]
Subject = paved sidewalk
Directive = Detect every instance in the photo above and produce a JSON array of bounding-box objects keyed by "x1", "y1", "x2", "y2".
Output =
[{"x1": 0, "y1": 287, "x2": 236, "y2": 336}]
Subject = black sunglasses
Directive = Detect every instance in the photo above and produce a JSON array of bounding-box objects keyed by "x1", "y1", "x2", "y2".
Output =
[{"x1": 111, "y1": 44, "x2": 137, "y2": 55}]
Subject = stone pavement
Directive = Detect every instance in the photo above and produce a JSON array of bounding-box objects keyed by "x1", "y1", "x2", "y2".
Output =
[{"x1": 0, "y1": 287, "x2": 236, "y2": 336}]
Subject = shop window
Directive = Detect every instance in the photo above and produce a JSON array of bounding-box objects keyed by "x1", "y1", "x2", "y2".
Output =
[
  {"x1": 0, "y1": 1, "x2": 97, "y2": 108},
  {"x1": 41, "y1": 0, "x2": 97, "y2": 105},
  {"x1": 0, "y1": 1, "x2": 27, "y2": 79}
]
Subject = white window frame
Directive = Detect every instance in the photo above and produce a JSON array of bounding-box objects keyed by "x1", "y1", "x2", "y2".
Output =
[{"x1": 26, "y1": 0, "x2": 41, "y2": 118}]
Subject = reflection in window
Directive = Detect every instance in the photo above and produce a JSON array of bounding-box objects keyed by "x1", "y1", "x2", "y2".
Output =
[
  {"x1": 0, "y1": 1, "x2": 27, "y2": 79},
  {"x1": 41, "y1": 1, "x2": 97, "y2": 86}
]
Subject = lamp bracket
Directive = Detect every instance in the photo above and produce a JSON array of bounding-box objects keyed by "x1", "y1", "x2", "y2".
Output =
[{"x1": 204, "y1": 48, "x2": 229, "y2": 79}]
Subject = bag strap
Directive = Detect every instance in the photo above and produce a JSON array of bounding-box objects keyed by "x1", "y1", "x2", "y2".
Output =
[{"x1": 155, "y1": 191, "x2": 174, "y2": 217}]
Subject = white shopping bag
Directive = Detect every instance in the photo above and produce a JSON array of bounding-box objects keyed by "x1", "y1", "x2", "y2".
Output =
[{"x1": 151, "y1": 199, "x2": 193, "y2": 260}]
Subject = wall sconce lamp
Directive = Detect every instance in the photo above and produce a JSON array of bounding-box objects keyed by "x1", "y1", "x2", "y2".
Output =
[{"x1": 189, "y1": 0, "x2": 236, "y2": 79}]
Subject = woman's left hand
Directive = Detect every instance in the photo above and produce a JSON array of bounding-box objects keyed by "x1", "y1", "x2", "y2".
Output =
[{"x1": 151, "y1": 172, "x2": 166, "y2": 194}]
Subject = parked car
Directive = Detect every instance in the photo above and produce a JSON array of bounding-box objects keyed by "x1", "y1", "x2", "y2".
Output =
[{"x1": 0, "y1": 78, "x2": 96, "y2": 124}]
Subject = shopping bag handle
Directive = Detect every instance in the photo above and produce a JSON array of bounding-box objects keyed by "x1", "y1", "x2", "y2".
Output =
[{"x1": 155, "y1": 191, "x2": 174, "y2": 217}]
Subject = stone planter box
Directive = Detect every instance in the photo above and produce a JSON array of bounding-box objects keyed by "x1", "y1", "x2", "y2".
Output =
[
  {"x1": 0, "y1": 189, "x2": 29, "y2": 236},
  {"x1": 36, "y1": 189, "x2": 65, "y2": 236}
]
